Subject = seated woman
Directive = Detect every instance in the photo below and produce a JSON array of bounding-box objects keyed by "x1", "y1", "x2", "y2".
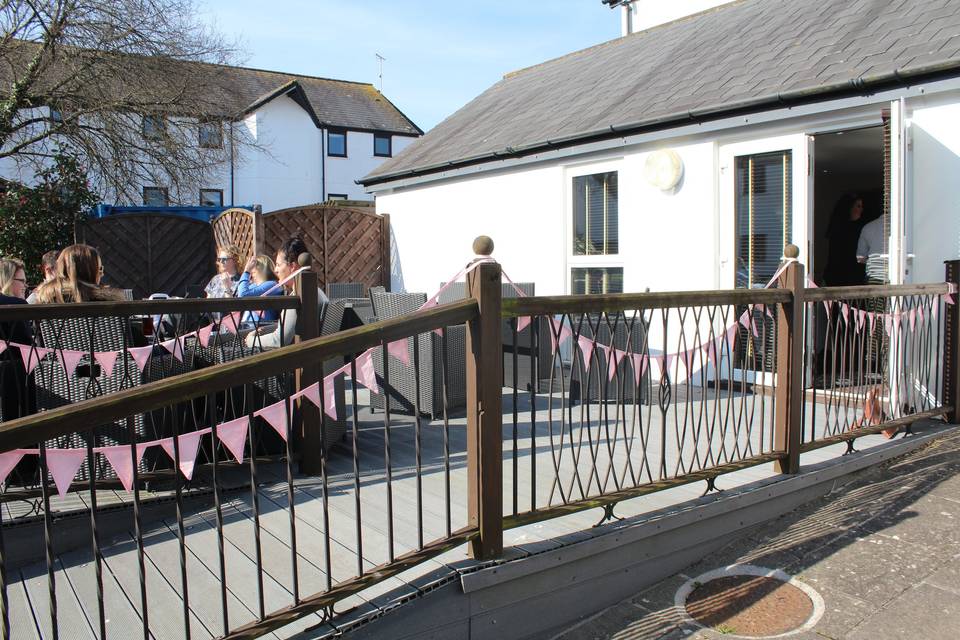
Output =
[
  {"x1": 33, "y1": 244, "x2": 125, "y2": 303},
  {"x1": 204, "y1": 244, "x2": 242, "y2": 298},
  {"x1": 237, "y1": 254, "x2": 283, "y2": 323},
  {"x1": 0, "y1": 257, "x2": 35, "y2": 423}
]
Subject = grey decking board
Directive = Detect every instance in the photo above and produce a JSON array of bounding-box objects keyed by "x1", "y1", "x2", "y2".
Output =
[
  {"x1": 19, "y1": 558, "x2": 97, "y2": 640},
  {"x1": 5, "y1": 573, "x2": 41, "y2": 639}
]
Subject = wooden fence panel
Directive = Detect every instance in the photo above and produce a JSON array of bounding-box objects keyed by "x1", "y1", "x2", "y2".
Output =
[
  {"x1": 77, "y1": 214, "x2": 215, "y2": 299},
  {"x1": 211, "y1": 207, "x2": 257, "y2": 262},
  {"x1": 261, "y1": 203, "x2": 389, "y2": 293}
]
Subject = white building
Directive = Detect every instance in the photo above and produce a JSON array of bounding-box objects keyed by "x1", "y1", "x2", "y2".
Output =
[
  {"x1": 0, "y1": 60, "x2": 421, "y2": 212},
  {"x1": 362, "y1": 0, "x2": 960, "y2": 297}
]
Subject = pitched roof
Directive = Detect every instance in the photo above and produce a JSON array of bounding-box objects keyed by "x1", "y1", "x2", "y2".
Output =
[{"x1": 363, "y1": 0, "x2": 960, "y2": 185}]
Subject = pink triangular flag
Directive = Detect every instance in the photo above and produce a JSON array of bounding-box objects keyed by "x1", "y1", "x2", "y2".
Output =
[
  {"x1": 46, "y1": 448, "x2": 86, "y2": 498},
  {"x1": 255, "y1": 401, "x2": 288, "y2": 441},
  {"x1": 0, "y1": 342, "x2": 5, "y2": 355},
  {"x1": 867, "y1": 311, "x2": 876, "y2": 328},
  {"x1": 884, "y1": 314, "x2": 894, "y2": 335},
  {"x1": 99, "y1": 444, "x2": 149, "y2": 491},
  {"x1": 917, "y1": 306, "x2": 925, "y2": 325},
  {"x1": 822, "y1": 300, "x2": 831, "y2": 317},
  {"x1": 127, "y1": 346, "x2": 153, "y2": 374},
  {"x1": 0, "y1": 450, "x2": 26, "y2": 485},
  {"x1": 217, "y1": 417, "x2": 249, "y2": 464},
  {"x1": 221, "y1": 312, "x2": 242, "y2": 334},
  {"x1": 17, "y1": 345, "x2": 51, "y2": 375},
  {"x1": 577, "y1": 335, "x2": 595, "y2": 370},
  {"x1": 856, "y1": 309, "x2": 866, "y2": 332},
  {"x1": 160, "y1": 337, "x2": 183, "y2": 362},
  {"x1": 323, "y1": 376, "x2": 338, "y2": 420},
  {"x1": 908, "y1": 308, "x2": 917, "y2": 331},
  {"x1": 354, "y1": 351, "x2": 379, "y2": 392},
  {"x1": 841, "y1": 303, "x2": 850, "y2": 324},
  {"x1": 548, "y1": 317, "x2": 572, "y2": 353},
  {"x1": 607, "y1": 347, "x2": 626, "y2": 381},
  {"x1": 679, "y1": 348, "x2": 698, "y2": 378},
  {"x1": 387, "y1": 339, "x2": 411, "y2": 366},
  {"x1": 59, "y1": 350, "x2": 86, "y2": 378},
  {"x1": 159, "y1": 431, "x2": 204, "y2": 480},
  {"x1": 649, "y1": 354, "x2": 666, "y2": 381},
  {"x1": 738, "y1": 310, "x2": 758, "y2": 337},
  {"x1": 95, "y1": 351, "x2": 119, "y2": 377},
  {"x1": 299, "y1": 381, "x2": 322, "y2": 407},
  {"x1": 516, "y1": 316, "x2": 532, "y2": 332},
  {"x1": 198, "y1": 324, "x2": 214, "y2": 348},
  {"x1": 631, "y1": 353, "x2": 647, "y2": 386}
]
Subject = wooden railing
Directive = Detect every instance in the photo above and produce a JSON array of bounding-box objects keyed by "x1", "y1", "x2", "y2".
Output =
[{"x1": 0, "y1": 243, "x2": 956, "y2": 638}]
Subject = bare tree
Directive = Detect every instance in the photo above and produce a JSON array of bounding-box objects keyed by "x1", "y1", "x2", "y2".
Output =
[{"x1": 0, "y1": 0, "x2": 252, "y2": 203}]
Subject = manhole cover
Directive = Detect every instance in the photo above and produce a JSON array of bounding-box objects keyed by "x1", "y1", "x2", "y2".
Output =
[{"x1": 675, "y1": 565, "x2": 824, "y2": 638}]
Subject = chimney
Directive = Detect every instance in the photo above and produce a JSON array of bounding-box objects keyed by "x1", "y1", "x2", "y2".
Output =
[{"x1": 606, "y1": 0, "x2": 738, "y2": 37}]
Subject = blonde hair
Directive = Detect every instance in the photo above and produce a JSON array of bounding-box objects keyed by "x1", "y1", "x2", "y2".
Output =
[
  {"x1": 251, "y1": 254, "x2": 276, "y2": 282},
  {"x1": 0, "y1": 257, "x2": 25, "y2": 296},
  {"x1": 34, "y1": 244, "x2": 123, "y2": 303},
  {"x1": 217, "y1": 244, "x2": 243, "y2": 268}
]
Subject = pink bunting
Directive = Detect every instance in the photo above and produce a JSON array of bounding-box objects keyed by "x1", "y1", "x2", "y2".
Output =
[
  {"x1": 255, "y1": 401, "x2": 289, "y2": 441},
  {"x1": 577, "y1": 335, "x2": 595, "y2": 370},
  {"x1": 17, "y1": 345, "x2": 51, "y2": 375},
  {"x1": 60, "y1": 350, "x2": 86, "y2": 378},
  {"x1": 856, "y1": 309, "x2": 866, "y2": 333},
  {"x1": 46, "y1": 448, "x2": 87, "y2": 498},
  {"x1": 608, "y1": 347, "x2": 626, "y2": 381},
  {"x1": 678, "y1": 348, "x2": 698, "y2": 379},
  {"x1": 548, "y1": 317, "x2": 573, "y2": 353},
  {"x1": 198, "y1": 324, "x2": 214, "y2": 348},
  {"x1": 0, "y1": 450, "x2": 26, "y2": 486},
  {"x1": 631, "y1": 354, "x2": 647, "y2": 386},
  {"x1": 946, "y1": 284, "x2": 957, "y2": 305},
  {"x1": 323, "y1": 376, "x2": 338, "y2": 420},
  {"x1": 95, "y1": 351, "x2": 118, "y2": 377},
  {"x1": 160, "y1": 337, "x2": 183, "y2": 362},
  {"x1": 387, "y1": 340, "x2": 411, "y2": 366},
  {"x1": 738, "y1": 310, "x2": 758, "y2": 337},
  {"x1": 354, "y1": 351, "x2": 379, "y2": 392},
  {"x1": 867, "y1": 311, "x2": 876, "y2": 328},
  {"x1": 917, "y1": 306, "x2": 925, "y2": 325},
  {"x1": 822, "y1": 300, "x2": 831, "y2": 317},
  {"x1": 127, "y1": 346, "x2": 153, "y2": 375},
  {"x1": 294, "y1": 381, "x2": 322, "y2": 409},
  {"x1": 100, "y1": 444, "x2": 149, "y2": 491},
  {"x1": 840, "y1": 303, "x2": 849, "y2": 324},
  {"x1": 0, "y1": 342, "x2": 5, "y2": 355},
  {"x1": 516, "y1": 316, "x2": 532, "y2": 332},
  {"x1": 908, "y1": 308, "x2": 917, "y2": 332},
  {"x1": 159, "y1": 430, "x2": 206, "y2": 480},
  {"x1": 216, "y1": 417, "x2": 249, "y2": 464},
  {"x1": 221, "y1": 311, "x2": 242, "y2": 334}
]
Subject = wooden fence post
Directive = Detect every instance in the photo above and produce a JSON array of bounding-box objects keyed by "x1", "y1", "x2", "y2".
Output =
[
  {"x1": 295, "y1": 256, "x2": 324, "y2": 474},
  {"x1": 773, "y1": 245, "x2": 805, "y2": 474},
  {"x1": 944, "y1": 260, "x2": 960, "y2": 424},
  {"x1": 252, "y1": 205, "x2": 265, "y2": 256},
  {"x1": 466, "y1": 236, "x2": 503, "y2": 560},
  {"x1": 380, "y1": 213, "x2": 391, "y2": 292}
]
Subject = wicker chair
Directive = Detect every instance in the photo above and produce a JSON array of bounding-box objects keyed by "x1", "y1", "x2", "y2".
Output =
[
  {"x1": 327, "y1": 282, "x2": 364, "y2": 299},
  {"x1": 571, "y1": 314, "x2": 650, "y2": 405},
  {"x1": 34, "y1": 317, "x2": 190, "y2": 481},
  {"x1": 369, "y1": 291, "x2": 467, "y2": 418},
  {"x1": 437, "y1": 281, "x2": 554, "y2": 392}
]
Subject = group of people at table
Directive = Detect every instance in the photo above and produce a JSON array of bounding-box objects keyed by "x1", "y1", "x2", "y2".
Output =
[{"x1": 0, "y1": 235, "x2": 320, "y2": 422}]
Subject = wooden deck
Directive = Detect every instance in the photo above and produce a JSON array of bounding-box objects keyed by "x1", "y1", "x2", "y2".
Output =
[{"x1": 1, "y1": 386, "x2": 927, "y2": 639}]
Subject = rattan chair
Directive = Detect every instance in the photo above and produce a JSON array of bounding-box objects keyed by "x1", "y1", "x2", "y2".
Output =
[
  {"x1": 369, "y1": 291, "x2": 466, "y2": 417},
  {"x1": 327, "y1": 282, "x2": 364, "y2": 299},
  {"x1": 571, "y1": 314, "x2": 649, "y2": 404},
  {"x1": 34, "y1": 317, "x2": 189, "y2": 481}
]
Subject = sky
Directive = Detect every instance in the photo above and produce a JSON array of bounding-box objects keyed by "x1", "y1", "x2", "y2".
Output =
[{"x1": 198, "y1": 1, "x2": 620, "y2": 132}]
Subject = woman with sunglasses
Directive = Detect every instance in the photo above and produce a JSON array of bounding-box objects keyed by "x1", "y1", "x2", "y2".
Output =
[{"x1": 205, "y1": 244, "x2": 242, "y2": 298}]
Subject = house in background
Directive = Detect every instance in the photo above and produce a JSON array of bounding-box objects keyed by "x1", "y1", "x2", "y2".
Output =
[
  {"x1": 0, "y1": 59, "x2": 421, "y2": 212},
  {"x1": 361, "y1": 0, "x2": 960, "y2": 298}
]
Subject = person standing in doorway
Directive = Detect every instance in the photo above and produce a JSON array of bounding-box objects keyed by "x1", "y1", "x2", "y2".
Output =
[{"x1": 823, "y1": 193, "x2": 866, "y2": 286}]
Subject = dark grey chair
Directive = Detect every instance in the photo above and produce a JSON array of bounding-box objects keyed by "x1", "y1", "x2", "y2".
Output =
[
  {"x1": 438, "y1": 281, "x2": 553, "y2": 392},
  {"x1": 369, "y1": 291, "x2": 466, "y2": 417},
  {"x1": 34, "y1": 317, "x2": 188, "y2": 481},
  {"x1": 570, "y1": 314, "x2": 649, "y2": 404},
  {"x1": 328, "y1": 282, "x2": 364, "y2": 299}
]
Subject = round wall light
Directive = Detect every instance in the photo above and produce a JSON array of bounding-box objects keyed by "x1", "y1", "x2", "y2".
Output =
[{"x1": 643, "y1": 149, "x2": 684, "y2": 191}]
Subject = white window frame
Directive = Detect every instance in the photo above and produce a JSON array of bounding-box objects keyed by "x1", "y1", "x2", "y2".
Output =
[{"x1": 564, "y1": 158, "x2": 624, "y2": 294}]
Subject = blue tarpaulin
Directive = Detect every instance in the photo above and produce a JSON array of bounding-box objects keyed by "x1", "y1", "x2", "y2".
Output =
[{"x1": 93, "y1": 204, "x2": 255, "y2": 223}]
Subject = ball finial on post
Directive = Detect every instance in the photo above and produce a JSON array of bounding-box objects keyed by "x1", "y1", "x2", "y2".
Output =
[
  {"x1": 784, "y1": 244, "x2": 800, "y2": 259},
  {"x1": 297, "y1": 252, "x2": 313, "y2": 268},
  {"x1": 473, "y1": 235, "x2": 494, "y2": 256}
]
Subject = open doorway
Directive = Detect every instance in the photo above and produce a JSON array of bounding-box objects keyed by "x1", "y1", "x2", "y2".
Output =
[{"x1": 811, "y1": 125, "x2": 886, "y2": 285}]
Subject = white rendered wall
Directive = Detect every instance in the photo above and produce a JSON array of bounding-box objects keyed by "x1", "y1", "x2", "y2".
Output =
[
  {"x1": 325, "y1": 131, "x2": 416, "y2": 201},
  {"x1": 232, "y1": 96, "x2": 323, "y2": 212},
  {"x1": 908, "y1": 99, "x2": 960, "y2": 285},
  {"x1": 621, "y1": 0, "x2": 738, "y2": 35},
  {"x1": 375, "y1": 140, "x2": 718, "y2": 297}
]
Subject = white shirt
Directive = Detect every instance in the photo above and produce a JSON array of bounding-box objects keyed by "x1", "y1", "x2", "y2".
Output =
[{"x1": 856, "y1": 217, "x2": 885, "y2": 260}]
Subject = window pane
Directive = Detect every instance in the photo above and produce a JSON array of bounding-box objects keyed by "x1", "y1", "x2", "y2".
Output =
[
  {"x1": 570, "y1": 267, "x2": 623, "y2": 295},
  {"x1": 374, "y1": 134, "x2": 391, "y2": 157},
  {"x1": 200, "y1": 189, "x2": 222, "y2": 206},
  {"x1": 734, "y1": 151, "x2": 791, "y2": 288},
  {"x1": 328, "y1": 131, "x2": 346, "y2": 156},
  {"x1": 199, "y1": 121, "x2": 222, "y2": 148},
  {"x1": 143, "y1": 115, "x2": 164, "y2": 139},
  {"x1": 572, "y1": 171, "x2": 618, "y2": 255},
  {"x1": 143, "y1": 187, "x2": 168, "y2": 206}
]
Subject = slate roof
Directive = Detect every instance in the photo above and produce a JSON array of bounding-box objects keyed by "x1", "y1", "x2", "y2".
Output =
[{"x1": 363, "y1": 0, "x2": 960, "y2": 185}]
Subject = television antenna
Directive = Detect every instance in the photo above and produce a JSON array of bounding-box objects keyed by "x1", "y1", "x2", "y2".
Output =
[{"x1": 375, "y1": 53, "x2": 386, "y2": 92}]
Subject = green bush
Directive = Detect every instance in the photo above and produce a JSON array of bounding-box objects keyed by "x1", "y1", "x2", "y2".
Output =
[{"x1": 0, "y1": 153, "x2": 98, "y2": 285}]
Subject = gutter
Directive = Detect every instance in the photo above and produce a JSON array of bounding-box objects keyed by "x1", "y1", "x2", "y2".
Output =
[{"x1": 360, "y1": 59, "x2": 960, "y2": 188}]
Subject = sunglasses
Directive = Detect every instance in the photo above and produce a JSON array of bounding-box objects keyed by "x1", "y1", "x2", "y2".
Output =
[
  {"x1": 13, "y1": 278, "x2": 26, "y2": 284},
  {"x1": 217, "y1": 257, "x2": 232, "y2": 263}
]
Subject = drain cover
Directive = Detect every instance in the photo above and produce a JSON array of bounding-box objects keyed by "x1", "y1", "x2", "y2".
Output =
[{"x1": 675, "y1": 565, "x2": 824, "y2": 638}]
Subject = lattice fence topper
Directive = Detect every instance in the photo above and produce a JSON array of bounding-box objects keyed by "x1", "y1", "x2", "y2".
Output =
[
  {"x1": 11, "y1": 260, "x2": 954, "y2": 497},
  {"x1": 212, "y1": 207, "x2": 257, "y2": 262}
]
